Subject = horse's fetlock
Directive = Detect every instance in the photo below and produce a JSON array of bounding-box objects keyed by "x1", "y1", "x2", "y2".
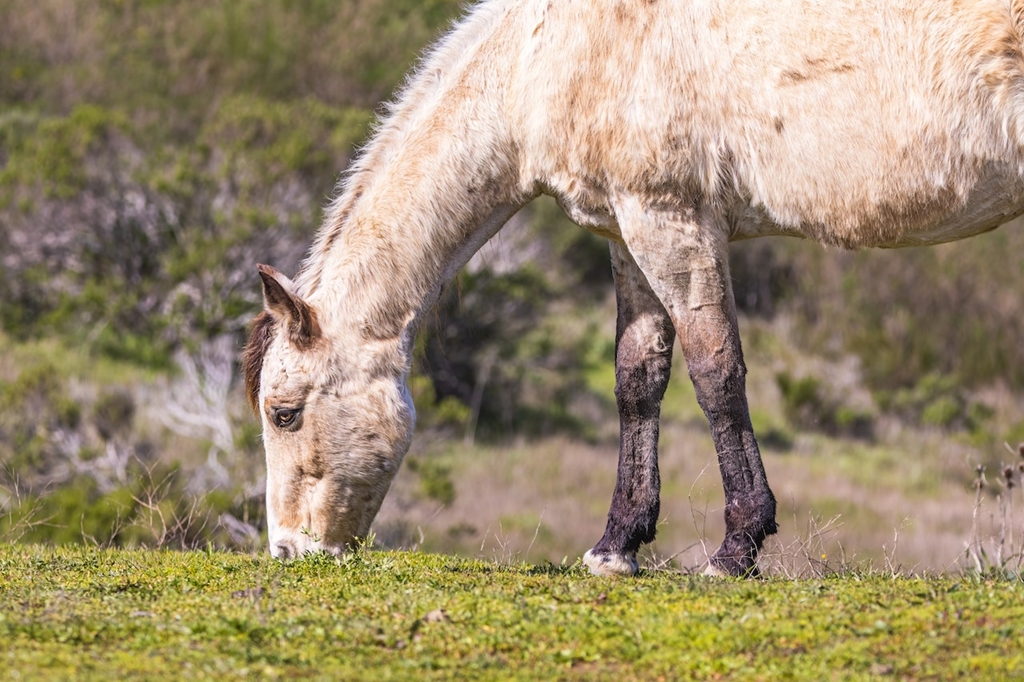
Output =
[
  {"x1": 723, "y1": 490, "x2": 777, "y2": 544},
  {"x1": 709, "y1": 536, "x2": 761, "y2": 578},
  {"x1": 595, "y1": 509, "x2": 659, "y2": 555}
]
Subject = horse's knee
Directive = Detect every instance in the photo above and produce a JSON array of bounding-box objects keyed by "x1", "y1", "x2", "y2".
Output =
[
  {"x1": 614, "y1": 361, "x2": 671, "y2": 417},
  {"x1": 686, "y1": 353, "x2": 748, "y2": 416},
  {"x1": 615, "y1": 329, "x2": 673, "y2": 413}
]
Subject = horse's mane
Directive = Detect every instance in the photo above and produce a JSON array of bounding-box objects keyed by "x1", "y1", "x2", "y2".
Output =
[
  {"x1": 242, "y1": 311, "x2": 275, "y2": 414},
  {"x1": 292, "y1": 0, "x2": 510, "y2": 298}
]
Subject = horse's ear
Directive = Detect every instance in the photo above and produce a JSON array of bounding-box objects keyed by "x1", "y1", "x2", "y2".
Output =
[{"x1": 257, "y1": 264, "x2": 321, "y2": 349}]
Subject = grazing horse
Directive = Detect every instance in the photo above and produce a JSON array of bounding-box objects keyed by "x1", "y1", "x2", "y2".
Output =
[{"x1": 243, "y1": 0, "x2": 1024, "y2": 576}]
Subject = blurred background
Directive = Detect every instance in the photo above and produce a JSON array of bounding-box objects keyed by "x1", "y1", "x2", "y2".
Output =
[{"x1": 1, "y1": 0, "x2": 1022, "y2": 573}]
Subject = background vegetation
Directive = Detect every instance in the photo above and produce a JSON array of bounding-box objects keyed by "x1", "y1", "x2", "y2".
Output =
[{"x1": 1, "y1": 0, "x2": 1023, "y2": 573}]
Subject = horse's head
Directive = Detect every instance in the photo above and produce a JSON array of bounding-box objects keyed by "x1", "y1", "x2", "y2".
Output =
[{"x1": 243, "y1": 264, "x2": 414, "y2": 559}]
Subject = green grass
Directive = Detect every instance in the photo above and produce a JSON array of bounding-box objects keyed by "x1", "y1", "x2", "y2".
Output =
[{"x1": 2, "y1": 545, "x2": 1023, "y2": 680}]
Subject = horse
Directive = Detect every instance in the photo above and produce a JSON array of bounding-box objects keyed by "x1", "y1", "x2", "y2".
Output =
[{"x1": 243, "y1": 0, "x2": 1024, "y2": 576}]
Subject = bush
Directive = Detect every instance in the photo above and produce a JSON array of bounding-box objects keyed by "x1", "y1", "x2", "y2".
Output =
[
  {"x1": 0, "y1": 0, "x2": 461, "y2": 366},
  {"x1": 416, "y1": 259, "x2": 605, "y2": 441},
  {"x1": 0, "y1": 363, "x2": 82, "y2": 476},
  {"x1": 775, "y1": 371, "x2": 873, "y2": 439},
  {"x1": 774, "y1": 229, "x2": 1024, "y2": 392},
  {"x1": 874, "y1": 373, "x2": 990, "y2": 432},
  {"x1": 405, "y1": 457, "x2": 456, "y2": 506}
]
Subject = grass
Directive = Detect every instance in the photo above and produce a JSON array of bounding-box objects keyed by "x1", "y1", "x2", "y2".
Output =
[{"x1": 1, "y1": 544, "x2": 1022, "y2": 680}]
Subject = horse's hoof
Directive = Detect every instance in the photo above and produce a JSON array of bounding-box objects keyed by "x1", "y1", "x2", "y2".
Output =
[
  {"x1": 583, "y1": 549, "x2": 639, "y2": 576},
  {"x1": 704, "y1": 554, "x2": 761, "y2": 578}
]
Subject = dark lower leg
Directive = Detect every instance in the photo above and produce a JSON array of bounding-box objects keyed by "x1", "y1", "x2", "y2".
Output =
[
  {"x1": 586, "y1": 247, "x2": 675, "y2": 573},
  {"x1": 687, "y1": 342, "x2": 777, "y2": 576},
  {"x1": 591, "y1": 347, "x2": 673, "y2": 556}
]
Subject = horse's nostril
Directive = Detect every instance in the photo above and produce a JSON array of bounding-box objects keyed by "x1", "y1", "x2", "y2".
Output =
[{"x1": 273, "y1": 541, "x2": 295, "y2": 560}]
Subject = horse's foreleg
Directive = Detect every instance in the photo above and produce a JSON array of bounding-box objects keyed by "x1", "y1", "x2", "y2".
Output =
[
  {"x1": 583, "y1": 242, "x2": 675, "y2": 577},
  {"x1": 681, "y1": 282, "x2": 777, "y2": 577},
  {"x1": 616, "y1": 203, "x2": 777, "y2": 577}
]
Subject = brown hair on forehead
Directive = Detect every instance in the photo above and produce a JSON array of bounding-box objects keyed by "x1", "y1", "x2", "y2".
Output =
[{"x1": 242, "y1": 311, "x2": 275, "y2": 414}]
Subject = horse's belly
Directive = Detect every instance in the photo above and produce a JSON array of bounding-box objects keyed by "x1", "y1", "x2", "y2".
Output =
[
  {"x1": 874, "y1": 172, "x2": 1024, "y2": 247},
  {"x1": 730, "y1": 165, "x2": 1024, "y2": 248}
]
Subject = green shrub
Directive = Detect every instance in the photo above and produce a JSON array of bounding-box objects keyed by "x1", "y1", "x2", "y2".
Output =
[
  {"x1": 0, "y1": 363, "x2": 82, "y2": 474},
  {"x1": 0, "y1": 104, "x2": 126, "y2": 203},
  {"x1": 93, "y1": 390, "x2": 136, "y2": 442},
  {"x1": 875, "y1": 373, "x2": 987, "y2": 432},
  {"x1": 776, "y1": 371, "x2": 873, "y2": 439},
  {"x1": 420, "y1": 270, "x2": 606, "y2": 440},
  {"x1": 920, "y1": 395, "x2": 962, "y2": 428},
  {"x1": 200, "y1": 95, "x2": 372, "y2": 188},
  {"x1": 791, "y1": 231, "x2": 1024, "y2": 392},
  {"x1": 405, "y1": 457, "x2": 456, "y2": 506}
]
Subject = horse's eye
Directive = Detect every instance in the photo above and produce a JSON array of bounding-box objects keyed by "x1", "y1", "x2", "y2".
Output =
[{"x1": 272, "y1": 407, "x2": 303, "y2": 431}]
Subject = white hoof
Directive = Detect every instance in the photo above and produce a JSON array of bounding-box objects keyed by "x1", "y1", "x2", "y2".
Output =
[{"x1": 583, "y1": 549, "x2": 639, "y2": 577}]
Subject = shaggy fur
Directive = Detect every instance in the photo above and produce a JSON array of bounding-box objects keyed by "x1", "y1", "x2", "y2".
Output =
[{"x1": 245, "y1": 0, "x2": 1024, "y2": 574}]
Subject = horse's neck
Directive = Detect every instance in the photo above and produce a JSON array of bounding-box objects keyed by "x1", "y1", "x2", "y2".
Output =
[{"x1": 294, "y1": 13, "x2": 529, "y2": 365}]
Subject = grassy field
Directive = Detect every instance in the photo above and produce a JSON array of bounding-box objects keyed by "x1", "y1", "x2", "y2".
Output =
[{"x1": 2, "y1": 544, "x2": 1022, "y2": 680}]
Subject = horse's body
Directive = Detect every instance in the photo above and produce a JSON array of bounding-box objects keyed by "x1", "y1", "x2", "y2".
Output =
[{"x1": 244, "y1": 0, "x2": 1024, "y2": 575}]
